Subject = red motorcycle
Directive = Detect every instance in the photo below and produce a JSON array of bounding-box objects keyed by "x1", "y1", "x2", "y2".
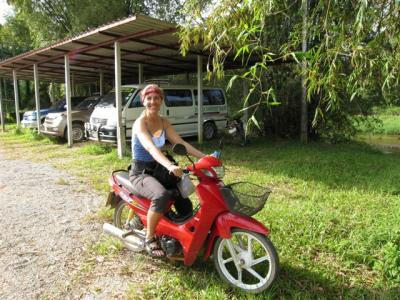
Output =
[{"x1": 103, "y1": 144, "x2": 279, "y2": 293}]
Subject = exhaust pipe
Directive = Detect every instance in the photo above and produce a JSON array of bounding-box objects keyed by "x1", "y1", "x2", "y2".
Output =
[{"x1": 103, "y1": 223, "x2": 144, "y2": 252}]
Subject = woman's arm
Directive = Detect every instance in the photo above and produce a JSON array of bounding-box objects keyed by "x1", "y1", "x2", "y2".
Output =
[{"x1": 164, "y1": 118, "x2": 206, "y2": 159}]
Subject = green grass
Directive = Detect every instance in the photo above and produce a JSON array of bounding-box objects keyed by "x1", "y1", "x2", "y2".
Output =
[
  {"x1": 355, "y1": 106, "x2": 400, "y2": 135},
  {"x1": 1, "y1": 124, "x2": 400, "y2": 298}
]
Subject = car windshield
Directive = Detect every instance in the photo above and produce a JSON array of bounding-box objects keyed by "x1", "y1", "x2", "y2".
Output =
[
  {"x1": 96, "y1": 87, "x2": 136, "y2": 107},
  {"x1": 51, "y1": 99, "x2": 66, "y2": 110},
  {"x1": 76, "y1": 97, "x2": 100, "y2": 109}
]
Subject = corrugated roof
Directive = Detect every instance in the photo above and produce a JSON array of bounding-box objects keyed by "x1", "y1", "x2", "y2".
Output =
[{"x1": 0, "y1": 14, "x2": 237, "y2": 84}]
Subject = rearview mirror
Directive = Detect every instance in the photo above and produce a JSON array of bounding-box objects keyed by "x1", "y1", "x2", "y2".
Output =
[{"x1": 172, "y1": 143, "x2": 187, "y2": 156}]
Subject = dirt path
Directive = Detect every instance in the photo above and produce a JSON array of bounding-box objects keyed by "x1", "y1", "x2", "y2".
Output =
[{"x1": 0, "y1": 150, "x2": 148, "y2": 299}]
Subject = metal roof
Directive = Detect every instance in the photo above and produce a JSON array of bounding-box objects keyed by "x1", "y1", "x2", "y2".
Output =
[{"x1": 0, "y1": 15, "x2": 238, "y2": 84}]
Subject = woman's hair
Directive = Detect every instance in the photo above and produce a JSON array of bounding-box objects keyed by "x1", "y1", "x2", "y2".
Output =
[{"x1": 140, "y1": 84, "x2": 164, "y2": 102}]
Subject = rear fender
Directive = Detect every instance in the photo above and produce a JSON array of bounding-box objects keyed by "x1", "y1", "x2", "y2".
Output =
[
  {"x1": 203, "y1": 212, "x2": 269, "y2": 261},
  {"x1": 106, "y1": 192, "x2": 120, "y2": 208}
]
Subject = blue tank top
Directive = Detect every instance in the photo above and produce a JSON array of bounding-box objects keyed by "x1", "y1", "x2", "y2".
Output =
[{"x1": 131, "y1": 121, "x2": 166, "y2": 162}]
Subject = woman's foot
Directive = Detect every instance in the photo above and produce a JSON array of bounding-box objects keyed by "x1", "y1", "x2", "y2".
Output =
[{"x1": 144, "y1": 236, "x2": 165, "y2": 257}]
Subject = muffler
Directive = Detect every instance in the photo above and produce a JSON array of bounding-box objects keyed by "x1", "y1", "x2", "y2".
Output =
[{"x1": 103, "y1": 223, "x2": 144, "y2": 252}]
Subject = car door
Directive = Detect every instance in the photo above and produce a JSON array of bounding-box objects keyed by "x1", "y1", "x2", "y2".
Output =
[{"x1": 163, "y1": 88, "x2": 195, "y2": 136}]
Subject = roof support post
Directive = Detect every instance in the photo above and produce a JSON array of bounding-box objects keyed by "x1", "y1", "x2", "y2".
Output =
[
  {"x1": 197, "y1": 55, "x2": 203, "y2": 144},
  {"x1": 99, "y1": 71, "x2": 104, "y2": 95},
  {"x1": 242, "y1": 80, "x2": 249, "y2": 136},
  {"x1": 138, "y1": 63, "x2": 144, "y2": 84},
  {"x1": 71, "y1": 72, "x2": 75, "y2": 97},
  {"x1": 0, "y1": 77, "x2": 5, "y2": 132},
  {"x1": 64, "y1": 55, "x2": 73, "y2": 147},
  {"x1": 12, "y1": 70, "x2": 21, "y2": 127},
  {"x1": 115, "y1": 41, "x2": 125, "y2": 158},
  {"x1": 33, "y1": 64, "x2": 41, "y2": 132}
]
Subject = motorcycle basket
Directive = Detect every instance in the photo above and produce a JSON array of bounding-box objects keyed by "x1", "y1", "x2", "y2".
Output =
[{"x1": 219, "y1": 182, "x2": 271, "y2": 216}]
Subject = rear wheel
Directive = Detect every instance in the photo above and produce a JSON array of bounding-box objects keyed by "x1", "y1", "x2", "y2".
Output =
[
  {"x1": 213, "y1": 229, "x2": 279, "y2": 293},
  {"x1": 113, "y1": 200, "x2": 143, "y2": 230},
  {"x1": 203, "y1": 122, "x2": 217, "y2": 140}
]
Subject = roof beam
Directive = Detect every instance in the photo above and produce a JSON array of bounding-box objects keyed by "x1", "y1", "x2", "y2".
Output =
[{"x1": 12, "y1": 28, "x2": 176, "y2": 70}]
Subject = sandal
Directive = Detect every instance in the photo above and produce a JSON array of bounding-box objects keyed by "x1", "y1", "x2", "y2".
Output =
[{"x1": 144, "y1": 237, "x2": 165, "y2": 258}]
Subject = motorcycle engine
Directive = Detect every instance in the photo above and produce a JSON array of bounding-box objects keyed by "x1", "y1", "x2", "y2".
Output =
[{"x1": 159, "y1": 235, "x2": 182, "y2": 257}]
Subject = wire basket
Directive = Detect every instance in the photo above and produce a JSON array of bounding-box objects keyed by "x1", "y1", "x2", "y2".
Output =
[{"x1": 219, "y1": 182, "x2": 271, "y2": 216}]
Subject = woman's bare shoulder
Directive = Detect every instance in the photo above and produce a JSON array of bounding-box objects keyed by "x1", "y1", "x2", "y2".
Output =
[
  {"x1": 161, "y1": 116, "x2": 171, "y2": 127},
  {"x1": 133, "y1": 115, "x2": 146, "y2": 132}
]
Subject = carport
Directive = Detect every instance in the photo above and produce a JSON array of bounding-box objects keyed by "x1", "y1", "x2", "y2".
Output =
[{"x1": 0, "y1": 15, "x2": 242, "y2": 158}]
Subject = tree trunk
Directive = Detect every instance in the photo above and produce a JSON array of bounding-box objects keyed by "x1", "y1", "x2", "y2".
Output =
[{"x1": 300, "y1": 0, "x2": 309, "y2": 144}]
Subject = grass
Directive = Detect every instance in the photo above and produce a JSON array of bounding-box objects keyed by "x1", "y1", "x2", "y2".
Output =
[
  {"x1": 355, "y1": 105, "x2": 400, "y2": 135},
  {"x1": 1, "y1": 124, "x2": 400, "y2": 298}
]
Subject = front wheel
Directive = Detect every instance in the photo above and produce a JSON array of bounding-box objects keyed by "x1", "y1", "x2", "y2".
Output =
[{"x1": 213, "y1": 229, "x2": 279, "y2": 293}]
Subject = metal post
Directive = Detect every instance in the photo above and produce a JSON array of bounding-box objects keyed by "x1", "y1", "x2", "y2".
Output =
[
  {"x1": 33, "y1": 64, "x2": 41, "y2": 131},
  {"x1": 115, "y1": 41, "x2": 125, "y2": 158},
  {"x1": 0, "y1": 77, "x2": 5, "y2": 132},
  {"x1": 242, "y1": 80, "x2": 249, "y2": 136},
  {"x1": 99, "y1": 71, "x2": 104, "y2": 96},
  {"x1": 197, "y1": 55, "x2": 203, "y2": 144},
  {"x1": 12, "y1": 70, "x2": 21, "y2": 127},
  {"x1": 71, "y1": 72, "x2": 75, "y2": 97},
  {"x1": 64, "y1": 55, "x2": 73, "y2": 147},
  {"x1": 138, "y1": 63, "x2": 144, "y2": 84}
]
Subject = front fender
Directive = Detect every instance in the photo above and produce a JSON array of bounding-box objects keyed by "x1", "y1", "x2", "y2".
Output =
[{"x1": 203, "y1": 212, "x2": 269, "y2": 260}]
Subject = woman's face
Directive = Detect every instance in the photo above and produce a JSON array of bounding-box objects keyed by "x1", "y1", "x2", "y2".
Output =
[{"x1": 143, "y1": 92, "x2": 162, "y2": 114}]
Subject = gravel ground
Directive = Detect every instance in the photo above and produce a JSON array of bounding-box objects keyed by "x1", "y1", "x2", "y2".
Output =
[{"x1": 0, "y1": 151, "x2": 144, "y2": 299}]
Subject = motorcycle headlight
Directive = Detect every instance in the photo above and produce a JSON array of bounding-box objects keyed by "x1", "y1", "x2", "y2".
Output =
[{"x1": 211, "y1": 166, "x2": 225, "y2": 178}]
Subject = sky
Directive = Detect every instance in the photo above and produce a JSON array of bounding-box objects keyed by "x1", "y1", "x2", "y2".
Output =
[{"x1": 0, "y1": 0, "x2": 13, "y2": 24}]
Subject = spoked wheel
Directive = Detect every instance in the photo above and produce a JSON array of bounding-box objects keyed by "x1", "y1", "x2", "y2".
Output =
[
  {"x1": 213, "y1": 229, "x2": 279, "y2": 293},
  {"x1": 113, "y1": 201, "x2": 143, "y2": 230}
]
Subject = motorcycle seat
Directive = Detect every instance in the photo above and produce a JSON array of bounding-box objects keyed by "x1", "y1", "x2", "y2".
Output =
[{"x1": 115, "y1": 171, "x2": 138, "y2": 195}]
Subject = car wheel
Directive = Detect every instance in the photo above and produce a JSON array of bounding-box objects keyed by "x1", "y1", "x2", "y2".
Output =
[
  {"x1": 203, "y1": 122, "x2": 217, "y2": 140},
  {"x1": 71, "y1": 123, "x2": 85, "y2": 142}
]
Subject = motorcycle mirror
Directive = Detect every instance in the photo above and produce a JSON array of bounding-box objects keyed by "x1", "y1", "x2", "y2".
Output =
[{"x1": 172, "y1": 143, "x2": 187, "y2": 156}]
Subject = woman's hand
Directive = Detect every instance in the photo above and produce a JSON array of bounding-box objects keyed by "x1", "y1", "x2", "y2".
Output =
[{"x1": 168, "y1": 164, "x2": 183, "y2": 177}]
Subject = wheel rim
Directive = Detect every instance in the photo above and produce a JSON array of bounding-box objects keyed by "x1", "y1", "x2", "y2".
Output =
[
  {"x1": 115, "y1": 202, "x2": 134, "y2": 230},
  {"x1": 216, "y1": 231, "x2": 273, "y2": 291},
  {"x1": 204, "y1": 123, "x2": 215, "y2": 140},
  {"x1": 72, "y1": 126, "x2": 84, "y2": 141},
  {"x1": 115, "y1": 202, "x2": 142, "y2": 230}
]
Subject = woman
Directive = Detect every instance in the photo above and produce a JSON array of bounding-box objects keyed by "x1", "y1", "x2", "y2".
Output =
[{"x1": 129, "y1": 84, "x2": 205, "y2": 257}]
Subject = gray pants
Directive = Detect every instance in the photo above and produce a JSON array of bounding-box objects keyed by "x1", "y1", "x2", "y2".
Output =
[
  {"x1": 129, "y1": 160, "x2": 193, "y2": 215},
  {"x1": 129, "y1": 174, "x2": 172, "y2": 213}
]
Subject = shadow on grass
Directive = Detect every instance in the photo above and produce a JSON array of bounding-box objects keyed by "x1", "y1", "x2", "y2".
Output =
[{"x1": 168, "y1": 259, "x2": 399, "y2": 299}]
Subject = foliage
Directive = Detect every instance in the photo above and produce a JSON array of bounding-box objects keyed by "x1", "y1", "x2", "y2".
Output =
[
  {"x1": 179, "y1": 0, "x2": 400, "y2": 139},
  {"x1": 354, "y1": 105, "x2": 400, "y2": 135}
]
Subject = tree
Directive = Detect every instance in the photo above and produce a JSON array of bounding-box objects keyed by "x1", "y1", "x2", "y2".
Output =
[{"x1": 179, "y1": 0, "x2": 400, "y2": 140}]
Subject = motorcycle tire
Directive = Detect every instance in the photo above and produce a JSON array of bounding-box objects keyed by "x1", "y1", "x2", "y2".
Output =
[
  {"x1": 113, "y1": 200, "x2": 143, "y2": 230},
  {"x1": 213, "y1": 228, "x2": 279, "y2": 293}
]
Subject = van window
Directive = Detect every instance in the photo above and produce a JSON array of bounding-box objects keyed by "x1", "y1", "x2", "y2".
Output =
[
  {"x1": 128, "y1": 91, "x2": 143, "y2": 108},
  {"x1": 194, "y1": 89, "x2": 225, "y2": 105},
  {"x1": 164, "y1": 90, "x2": 193, "y2": 107},
  {"x1": 97, "y1": 88, "x2": 136, "y2": 108}
]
